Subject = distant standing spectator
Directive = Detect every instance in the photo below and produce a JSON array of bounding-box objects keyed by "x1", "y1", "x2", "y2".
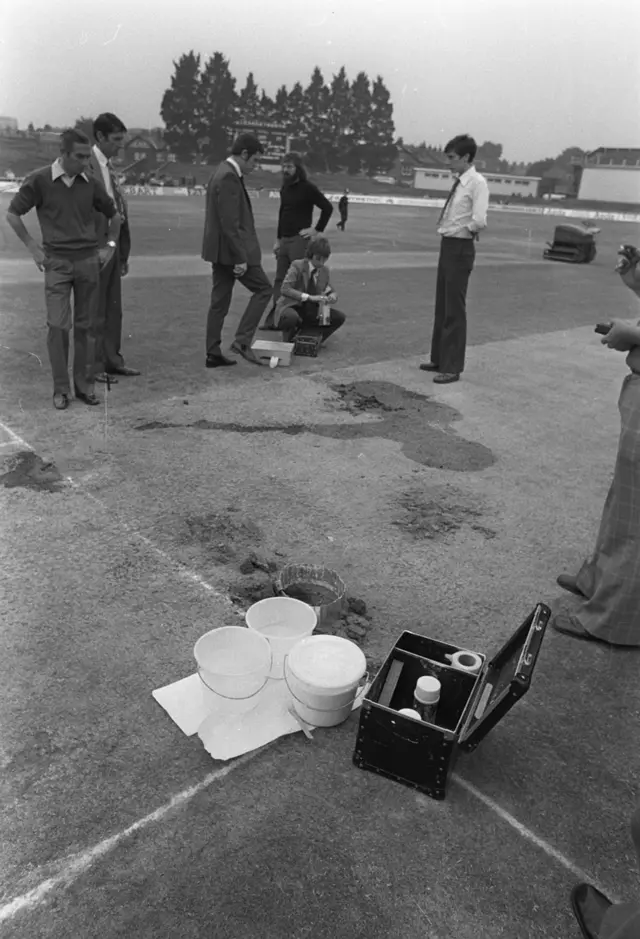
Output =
[
  {"x1": 262, "y1": 152, "x2": 333, "y2": 330},
  {"x1": 420, "y1": 133, "x2": 489, "y2": 384},
  {"x1": 201, "y1": 133, "x2": 272, "y2": 367},
  {"x1": 337, "y1": 190, "x2": 349, "y2": 231},
  {"x1": 5, "y1": 128, "x2": 120, "y2": 410},
  {"x1": 89, "y1": 112, "x2": 140, "y2": 382}
]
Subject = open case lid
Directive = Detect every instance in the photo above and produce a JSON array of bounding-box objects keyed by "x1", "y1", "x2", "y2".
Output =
[{"x1": 458, "y1": 603, "x2": 550, "y2": 752}]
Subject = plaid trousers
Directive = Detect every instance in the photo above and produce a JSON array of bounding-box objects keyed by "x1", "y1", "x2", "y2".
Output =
[{"x1": 575, "y1": 372, "x2": 640, "y2": 645}]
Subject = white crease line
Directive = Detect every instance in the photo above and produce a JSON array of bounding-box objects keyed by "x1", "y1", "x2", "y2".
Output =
[
  {"x1": 452, "y1": 774, "x2": 621, "y2": 903},
  {"x1": 0, "y1": 754, "x2": 261, "y2": 924},
  {"x1": 0, "y1": 416, "x2": 620, "y2": 913},
  {"x1": 0, "y1": 419, "x2": 241, "y2": 616}
]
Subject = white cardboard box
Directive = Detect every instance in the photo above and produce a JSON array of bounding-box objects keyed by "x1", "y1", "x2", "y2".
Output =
[{"x1": 251, "y1": 339, "x2": 295, "y2": 367}]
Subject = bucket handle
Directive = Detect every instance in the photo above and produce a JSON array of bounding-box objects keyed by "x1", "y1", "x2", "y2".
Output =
[
  {"x1": 283, "y1": 656, "x2": 370, "y2": 713},
  {"x1": 197, "y1": 646, "x2": 272, "y2": 701}
]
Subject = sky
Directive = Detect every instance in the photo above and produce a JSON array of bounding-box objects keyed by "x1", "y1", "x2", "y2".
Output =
[{"x1": 1, "y1": 0, "x2": 639, "y2": 163}]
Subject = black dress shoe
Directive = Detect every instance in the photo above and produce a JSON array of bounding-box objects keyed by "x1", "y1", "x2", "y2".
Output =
[
  {"x1": 419, "y1": 362, "x2": 439, "y2": 372},
  {"x1": 206, "y1": 353, "x2": 237, "y2": 368},
  {"x1": 230, "y1": 342, "x2": 264, "y2": 366},
  {"x1": 108, "y1": 366, "x2": 140, "y2": 376},
  {"x1": 556, "y1": 573, "x2": 586, "y2": 597},
  {"x1": 95, "y1": 372, "x2": 118, "y2": 384},
  {"x1": 74, "y1": 389, "x2": 100, "y2": 406}
]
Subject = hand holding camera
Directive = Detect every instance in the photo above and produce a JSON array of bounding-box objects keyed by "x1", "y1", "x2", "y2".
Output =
[{"x1": 615, "y1": 245, "x2": 640, "y2": 274}]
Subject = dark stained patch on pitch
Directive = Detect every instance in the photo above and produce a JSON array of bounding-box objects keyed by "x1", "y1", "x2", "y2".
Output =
[
  {"x1": 0, "y1": 451, "x2": 65, "y2": 492},
  {"x1": 134, "y1": 381, "x2": 494, "y2": 471}
]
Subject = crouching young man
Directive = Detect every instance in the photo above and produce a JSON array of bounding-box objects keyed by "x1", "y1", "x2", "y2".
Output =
[{"x1": 274, "y1": 236, "x2": 345, "y2": 344}]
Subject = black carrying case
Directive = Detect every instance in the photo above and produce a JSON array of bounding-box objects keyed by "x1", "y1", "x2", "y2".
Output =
[{"x1": 353, "y1": 603, "x2": 550, "y2": 800}]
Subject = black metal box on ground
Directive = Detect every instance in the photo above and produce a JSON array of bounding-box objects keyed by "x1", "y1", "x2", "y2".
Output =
[
  {"x1": 353, "y1": 603, "x2": 550, "y2": 800},
  {"x1": 294, "y1": 334, "x2": 322, "y2": 357}
]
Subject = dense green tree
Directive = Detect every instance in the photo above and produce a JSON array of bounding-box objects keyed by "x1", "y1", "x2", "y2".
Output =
[
  {"x1": 526, "y1": 158, "x2": 555, "y2": 177},
  {"x1": 196, "y1": 52, "x2": 237, "y2": 162},
  {"x1": 238, "y1": 72, "x2": 260, "y2": 121},
  {"x1": 325, "y1": 67, "x2": 352, "y2": 171},
  {"x1": 160, "y1": 51, "x2": 202, "y2": 160},
  {"x1": 272, "y1": 85, "x2": 290, "y2": 125},
  {"x1": 258, "y1": 89, "x2": 274, "y2": 121},
  {"x1": 345, "y1": 71, "x2": 371, "y2": 174},
  {"x1": 363, "y1": 75, "x2": 396, "y2": 175},
  {"x1": 304, "y1": 67, "x2": 332, "y2": 171},
  {"x1": 286, "y1": 82, "x2": 307, "y2": 136}
]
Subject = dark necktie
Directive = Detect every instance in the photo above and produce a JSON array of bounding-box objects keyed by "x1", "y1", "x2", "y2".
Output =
[
  {"x1": 437, "y1": 177, "x2": 460, "y2": 225},
  {"x1": 108, "y1": 163, "x2": 127, "y2": 222},
  {"x1": 308, "y1": 269, "x2": 317, "y2": 297},
  {"x1": 240, "y1": 176, "x2": 254, "y2": 219}
]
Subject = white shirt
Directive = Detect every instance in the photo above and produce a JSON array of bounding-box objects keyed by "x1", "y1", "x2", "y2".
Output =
[
  {"x1": 226, "y1": 156, "x2": 243, "y2": 178},
  {"x1": 93, "y1": 144, "x2": 114, "y2": 199},
  {"x1": 51, "y1": 159, "x2": 88, "y2": 189},
  {"x1": 437, "y1": 165, "x2": 489, "y2": 238}
]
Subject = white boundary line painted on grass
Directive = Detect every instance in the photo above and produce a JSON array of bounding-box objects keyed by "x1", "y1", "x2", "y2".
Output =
[
  {"x1": 452, "y1": 775, "x2": 621, "y2": 903},
  {"x1": 0, "y1": 754, "x2": 261, "y2": 924},
  {"x1": 0, "y1": 417, "x2": 621, "y2": 917},
  {"x1": 0, "y1": 419, "x2": 240, "y2": 614}
]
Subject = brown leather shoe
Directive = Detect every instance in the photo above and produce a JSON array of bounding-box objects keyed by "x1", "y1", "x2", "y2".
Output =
[
  {"x1": 95, "y1": 372, "x2": 118, "y2": 384},
  {"x1": 53, "y1": 393, "x2": 70, "y2": 410},
  {"x1": 433, "y1": 372, "x2": 460, "y2": 384},
  {"x1": 556, "y1": 573, "x2": 586, "y2": 597},
  {"x1": 74, "y1": 389, "x2": 100, "y2": 406},
  {"x1": 551, "y1": 611, "x2": 602, "y2": 644},
  {"x1": 230, "y1": 342, "x2": 264, "y2": 366}
]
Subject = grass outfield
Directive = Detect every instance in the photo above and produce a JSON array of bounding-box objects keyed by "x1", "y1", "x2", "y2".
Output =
[{"x1": 1, "y1": 198, "x2": 639, "y2": 939}]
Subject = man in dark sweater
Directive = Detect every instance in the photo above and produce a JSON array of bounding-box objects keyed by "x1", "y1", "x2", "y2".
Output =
[
  {"x1": 6, "y1": 128, "x2": 120, "y2": 410},
  {"x1": 262, "y1": 152, "x2": 332, "y2": 330}
]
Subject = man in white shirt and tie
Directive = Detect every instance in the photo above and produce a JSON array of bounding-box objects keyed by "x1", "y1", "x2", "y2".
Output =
[
  {"x1": 420, "y1": 134, "x2": 489, "y2": 384},
  {"x1": 89, "y1": 112, "x2": 140, "y2": 382}
]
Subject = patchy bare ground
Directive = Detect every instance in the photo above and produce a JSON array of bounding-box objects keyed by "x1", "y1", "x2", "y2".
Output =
[
  {"x1": 0, "y1": 451, "x2": 65, "y2": 493},
  {"x1": 135, "y1": 380, "x2": 495, "y2": 472},
  {"x1": 394, "y1": 486, "x2": 498, "y2": 541}
]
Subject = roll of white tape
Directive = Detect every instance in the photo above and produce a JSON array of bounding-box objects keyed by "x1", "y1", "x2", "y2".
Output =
[
  {"x1": 445, "y1": 651, "x2": 483, "y2": 675},
  {"x1": 269, "y1": 356, "x2": 279, "y2": 369}
]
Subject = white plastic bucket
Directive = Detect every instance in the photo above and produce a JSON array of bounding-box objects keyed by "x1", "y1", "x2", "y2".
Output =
[
  {"x1": 193, "y1": 626, "x2": 272, "y2": 715},
  {"x1": 245, "y1": 597, "x2": 317, "y2": 679},
  {"x1": 285, "y1": 635, "x2": 368, "y2": 727}
]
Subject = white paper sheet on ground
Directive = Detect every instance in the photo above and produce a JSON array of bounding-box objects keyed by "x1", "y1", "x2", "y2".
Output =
[{"x1": 153, "y1": 672, "x2": 371, "y2": 761}]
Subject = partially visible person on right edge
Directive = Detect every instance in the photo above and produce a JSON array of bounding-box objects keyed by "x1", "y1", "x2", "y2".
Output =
[
  {"x1": 262, "y1": 152, "x2": 333, "y2": 330},
  {"x1": 569, "y1": 800, "x2": 640, "y2": 939},
  {"x1": 554, "y1": 244, "x2": 640, "y2": 648},
  {"x1": 420, "y1": 134, "x2": 489, "y2": 385}
]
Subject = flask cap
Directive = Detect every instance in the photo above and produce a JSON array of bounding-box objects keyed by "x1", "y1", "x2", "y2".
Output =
[{"x1": 414, "y1": 675, "x2": 441, "y2": 704}]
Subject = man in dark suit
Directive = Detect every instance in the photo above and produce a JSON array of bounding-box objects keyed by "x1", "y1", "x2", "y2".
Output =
[
  {"x1": 202, "y1": 133, "x2": 272, "y2": 367},
  {"x1": 89, "y1": 112, "x2": 140, "y2": 383}
]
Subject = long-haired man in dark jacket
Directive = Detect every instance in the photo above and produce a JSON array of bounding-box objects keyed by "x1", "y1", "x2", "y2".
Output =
[{"x1": 262, "y1": 152, "x2": 333, "y2": 329}]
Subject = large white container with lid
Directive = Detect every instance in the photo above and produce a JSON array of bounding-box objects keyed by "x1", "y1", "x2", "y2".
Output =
[{"x1": 285, "y1": 635, "x2": 368, "y2": 727}]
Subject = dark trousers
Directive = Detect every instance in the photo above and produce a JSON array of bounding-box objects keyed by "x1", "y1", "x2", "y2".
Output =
[
  {"x1": 337, "y1": 212, "x2": 347, "y2": 231},
  {"x1": 430, "y1": 237, "x2": 475, "y2": 375},
  {"x1": 95, "y1": 249, "x2": 125, "y2": 374},
  {"x1": 278, "y1": 302, "x2": 346, "y2": 344},
  {"x1": 263, "y1": 235, "x2": 307, "y2": 325},
  {"x1": 43, "y1": 252, "x2": 99, "y2": 395},
  {"x1": 206, "y1": 263, "x2": 272, "y2": 355}
]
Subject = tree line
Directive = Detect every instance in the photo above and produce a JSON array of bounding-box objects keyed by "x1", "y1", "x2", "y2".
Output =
[{"x1": 159, "y1": 51, "x2": 397, "y2": 175}]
